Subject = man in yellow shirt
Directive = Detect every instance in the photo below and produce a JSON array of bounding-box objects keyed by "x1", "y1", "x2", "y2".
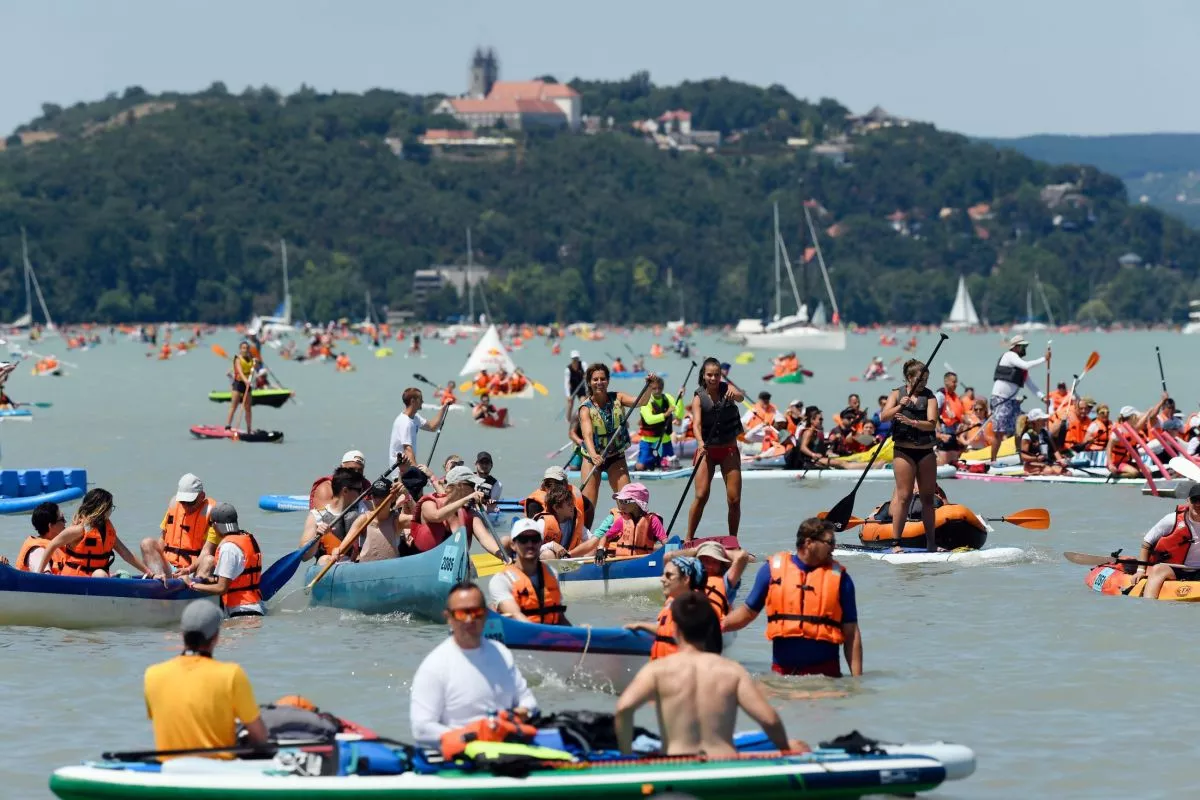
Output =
[{"x1": 144, "y1": 600, "x2": 267, "y2": 757}]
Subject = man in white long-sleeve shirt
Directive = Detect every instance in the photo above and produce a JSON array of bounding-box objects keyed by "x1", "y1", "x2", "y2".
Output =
[
  {"x1": 410, "y1": 582, "x2": 538, "y2": 747},
  {"x1": 988, "y1": 335, "x2": 1049, "y2": 463}
]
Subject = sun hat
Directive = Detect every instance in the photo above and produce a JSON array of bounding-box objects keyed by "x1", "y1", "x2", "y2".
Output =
[
  {"x1": 695, "y1": 541, "x2": 731, "y2": 563},
  {"x1": 1026, "y1": 408, "x2": 1048, "y2": 422},
  {"x1": 613, "y1": 482, "x2": 650, "y2": 514},
  {"x1": 1119, "y1": 405, "x2": 1139, "y2": 419},
  {"x1": 543, "y1": 466, "x2": 568, "y2": 482},
  {"x1": 1008, "y1": 335, "x2": 1030, "y2": 347}
]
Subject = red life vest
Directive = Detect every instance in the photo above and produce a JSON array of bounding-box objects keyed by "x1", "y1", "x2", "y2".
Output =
[{"x1": 1150, "y1": 506, "x2": 1197, "y2": 565}]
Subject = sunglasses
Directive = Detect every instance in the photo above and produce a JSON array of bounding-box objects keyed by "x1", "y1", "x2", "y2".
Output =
[
  {"x1": 448, "y1": 606, "x2": 487, "y2": 622},
  {"x1": 815, "y1": 536, "x2": 836, "y2": 546},
  {"x1": 514, "y1": 535, "x2": 541, "y2": 545}
]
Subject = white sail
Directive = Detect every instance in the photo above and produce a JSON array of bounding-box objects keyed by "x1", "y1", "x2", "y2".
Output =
[
  {"x1": 6, "y1": 312, "x2": 32, "y2": 329},
  {"x1": 810, "y1": 301, "x2": 828, "y2": 327},
  {"x1": 459, "y1": 324, "x2": 517, "y2": 376},
  {"x1": 944, "y1": 276, "x2": 980, "y2": 328}
]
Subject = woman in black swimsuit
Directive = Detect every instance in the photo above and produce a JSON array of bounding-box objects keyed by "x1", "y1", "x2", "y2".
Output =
[{"x1": 880, "y1": 359, "x2": 939, "y2": 552}]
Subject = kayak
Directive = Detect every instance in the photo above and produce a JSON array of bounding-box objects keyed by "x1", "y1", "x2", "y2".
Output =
[
  {"x1": 835, "y1": 545, "x2": 1026, "y2": 565},
  {"x1": 0, "y1": 467, "x2": 87, "y2": 515},
  {"x1": 206, "y1": 388, "x2": 294, "y2": 408},
  {"x1": 305, "y1": 527, "x2": 470, "y2": 620},
  {"x1": 190, "y1": 426, "x2": 284, "y2": 443},
  {"x1": 0, "y1": 408, "x2": 32, "y2": 421},
  {"x1": 566, "y1": 463, "x2": 958, "y2": 483},
  {"x1": 259, "y1": 494, "x2": 524, "y2": 521},
  {"x1": 609, "y1": 371, "x2": 668, "y2": 380},
  {"x1": 854, "y1": 503, "x2": 990, "y2": 550},
  {"x1": 477, "y1": 409, "x2": 509, "y2": 428},
  {"x1": 471, "y1": 539, "x2": 681, "y2": 598},
  {"x1": 1085, "y1": 564, "x2": 1200, "y2": 600},
  {"x1": 772, "y1": 371, "x2": 805, "y2": 384},
  {"x1": 959, "y1": 437, "x2": 1017, "y2": 462},
  {"x1": 49, "y1": 745, "x2": 956, "y2": 799}
]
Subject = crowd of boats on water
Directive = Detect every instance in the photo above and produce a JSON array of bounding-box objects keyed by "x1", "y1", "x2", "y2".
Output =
[{"x1": 10, "y1": 317, "x2": 1200, "y2": 797}]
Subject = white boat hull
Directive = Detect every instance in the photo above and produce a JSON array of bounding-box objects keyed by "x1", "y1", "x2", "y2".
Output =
[
  {"x1": 0, "y1": 588, "x2": 217, "y2": 629},
  {"x1": 739, "y1": 326, "x2": 847, "y2": 351},
  {"x1": 834, "y1": 546, "x2": 1026, "y2": 565}
]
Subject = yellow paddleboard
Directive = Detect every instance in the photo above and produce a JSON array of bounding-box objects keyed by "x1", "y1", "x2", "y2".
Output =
[
  {"x1": 837, "y1": 438, "x2": 895, "y2": 464},
  {"x1": 734, "y1": 351, "x2": 755, "y2": 364},
  {"x1": 960, "y1": 437, "x2": 1016, "y2": 461},
  {"x1": 375, "y1": 348, "x2": 393, "y2": 358}
]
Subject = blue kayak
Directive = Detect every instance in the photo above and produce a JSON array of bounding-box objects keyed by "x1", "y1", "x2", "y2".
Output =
[
  {"x1": 0, "y1": 468, "x2": 87, "y2": 515},
  {"x1": 0, "y1": 408, "x2": 32, "y2": 420},
  {"x1": 609, "y1": 371, "x2": 667, "y2": 380},
  {"x1": 556, "y1": 538, "x2": 680, "y2": 598},
  {"x1": 305, "y1": 527, "x2": 471, "y2": 620}
]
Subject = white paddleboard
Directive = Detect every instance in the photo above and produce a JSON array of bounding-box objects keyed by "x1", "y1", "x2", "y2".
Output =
[{"x1": 834, "y1": 546, "x2": 1025, "y2": 565}]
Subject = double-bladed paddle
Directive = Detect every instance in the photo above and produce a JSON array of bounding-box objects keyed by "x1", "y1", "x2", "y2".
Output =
[
  {"x1": 1063, "y1": 551, "x2": 1188, "y2": 570},
  {"x1": 829, "y1": 507, "x2": 1050, "y2": 531},
  {"x1": 825, "y1": 333, "x2": 950, "y2": 532}
]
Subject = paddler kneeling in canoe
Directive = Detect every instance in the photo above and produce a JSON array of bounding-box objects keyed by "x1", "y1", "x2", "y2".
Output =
[
  {"x1": 616, "y1": 591, "x2": 809, "y2": 756},
  {"x1": 1129, "y1": 483, "x2": 1200, "y2": 599},
  {"x1": 487, "y1": 518, "x2": 572, "y2": 626}
]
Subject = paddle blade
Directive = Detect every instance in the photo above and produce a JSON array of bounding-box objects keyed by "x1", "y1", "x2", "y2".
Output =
[
  {"x1": 211, "y1": 344, "x2": 228, "y2": 359},
  {"x1": 1083, "y1": 351, "x2": 1100, "y2": 373},
  {"x1": 992, "y1": 508, "x2": 1050, "y2": 530},
  {"x1": 533, "y1": 382, "x2": 548, "y2": 396},
  {"x1": 459, "y1": 380, "x2": 473, "y2": 392},
  {"x1": 824, "y1": 490, "x2": 860, "y2": 532},
  {"x1": 33, "y1": 402, "x2": 53, "y2": 408},
  {"x1": 261, "y1": 547, "x2": 307, "y2": 601},
  {"x1": 1169, "y1": 456, "x2": 1200, "y2": 483}
]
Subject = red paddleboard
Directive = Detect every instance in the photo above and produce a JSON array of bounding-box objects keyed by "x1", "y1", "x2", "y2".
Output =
[{"x1": 190, "y1": 425, "x2": 284, "y2": 443}]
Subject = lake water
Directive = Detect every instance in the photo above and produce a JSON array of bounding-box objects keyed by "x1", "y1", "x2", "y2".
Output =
[{"x1": 3, "y1": 328, "x2": 1195, "y2": 798}]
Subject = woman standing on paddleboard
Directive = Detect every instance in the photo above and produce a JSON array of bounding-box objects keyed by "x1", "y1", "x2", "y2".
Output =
[
  {"x1": 223, "y1": 341, "x2": 258, "y2": 435},
  {"x1": 578, "y1": 363, "x2": 649, "y2": 516},
  {"x1": 880, "y1": 359, "x2": 940, "y2": 552},
  {"x1": 686, "y1": 357, "x2": 745, "y2": 543}
]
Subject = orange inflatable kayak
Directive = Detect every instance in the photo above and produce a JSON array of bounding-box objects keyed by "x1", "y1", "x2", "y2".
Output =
[
  {"x1": 1085, "y1": 564, "x2": 1200, "y2": 601},
  {"x1": 857, "y1": 503, "x2": 988, "y2": 550}
]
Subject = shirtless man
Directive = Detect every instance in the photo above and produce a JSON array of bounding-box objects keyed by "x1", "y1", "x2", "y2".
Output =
[{"x1": 614, "y1": 591, "x2": 808, "y2": 756}]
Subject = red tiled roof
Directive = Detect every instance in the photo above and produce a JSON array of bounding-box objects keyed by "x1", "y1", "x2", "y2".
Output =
[
  {"x1": 658, "y1": 109, "x2": 692, "y2": 122},
  {"x1": 488, "y1": 80, "x2": 578, "y2": 100},
  {"x1": 423, "y1": 129, "x2": 475, "y2": 140},
  {"x1": 447, "y1": 96, "x2": 565, "y2": 116}
]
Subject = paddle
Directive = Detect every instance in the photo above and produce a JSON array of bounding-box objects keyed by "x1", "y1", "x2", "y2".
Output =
[
  {"x1": 301, "y1": 456, "x2": 407, "y2": 594},
  {"x1": 11, "y1": 401, "x2": 52, "y2": 408},
  {"x1": 305, "y1": 484, "x2": 405, "y2": 590},
  {"x1": 101, "y1": 740, "x2": 335, "y2": 762},
  {"x1": 1156, "y1": 346, "x2": 1168, "y2": 394},
  {"x1": 211, "y1": 344, "x2": 228, "y2": 359},
  {"x1": 473, "y1": 499, "x2": 511, "y2": 565},
  {"x1": 1067, "y1": 351, "x2": 1100, "y2": 399},
  {"x1": 259, "y1": 547, "x2": 309, "y2": 601},
  {"x1": 828, "y1": 507, "x2": 1049, "y2": 531},
  {"x1": 825, "y1": 333, "x2": 950, "y2": 532},
  {"x1": 545, "y1": 441, "x2": 574, "y2": 459},
  {"x1": 1063, "y1": 551, "x2": 1189, "y2": 570},
  {"x1": 577, "y1": 378, "x2": 655, "y2": 489}
]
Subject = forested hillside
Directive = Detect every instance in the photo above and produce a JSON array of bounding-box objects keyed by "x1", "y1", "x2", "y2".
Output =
[{"x1": 2, "y1": 78, "x2": 1199, "y2": 325}]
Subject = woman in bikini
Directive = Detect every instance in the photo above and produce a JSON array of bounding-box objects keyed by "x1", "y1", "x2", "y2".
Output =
[
  {"x1": 224, "y1": 341, "x2": 258, "y2": 434},
  {"x1": 880, "y1": 359, "x2": 940, "y2": 552},
  {"x1": 578, "y1": 363, "x2": 651, "y2": 515},
  {"x1": 686, "y1": 357, "x2": 745, "y2": 542}
]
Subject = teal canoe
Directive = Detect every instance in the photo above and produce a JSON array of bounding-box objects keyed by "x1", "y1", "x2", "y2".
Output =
[{"x1": 305, "y1": 527, "x2": 471, "y2": 620}]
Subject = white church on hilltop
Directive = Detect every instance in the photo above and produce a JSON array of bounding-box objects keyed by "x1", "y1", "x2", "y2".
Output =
[{"x1": 434, "y1": 48, "x2": 581, "y2": 132}]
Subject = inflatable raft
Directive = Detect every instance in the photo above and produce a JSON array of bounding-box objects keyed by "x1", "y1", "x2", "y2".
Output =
[
  {"x1": 471, "y1": 539, "x2": 680, "y2": 598},
  {"x1": 0, "y1": 467, "x2": 87, "y2": 515},
  {"x1": 1086, "y1": 563, "x2": 1200, "y2": 601},
  {"x1": 50, "y1": 744, "x2": 960, "y2": 799},
  {"x1": 855, "y1": 503, "x2": 990, "y2": 551},
  {"x1": 207, "y1": 388, "x2": 294, "y2": 407}
]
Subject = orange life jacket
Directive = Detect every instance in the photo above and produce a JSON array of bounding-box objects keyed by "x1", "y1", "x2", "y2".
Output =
[
  {"x1": 537, "y1": 509, "x2": 586, "y2": 551},
  {"x1": 650, "y1": 597, "x2": 677, "y2": 660},
  {"x1": 439, "y1": 709, "x2": 537, "y2": 761},
  {"x1": 17, "y1": 536, "x2": 56, "y2": 573},
  {"x1": 220, "y1": 532, "x2": 262, "y2": 609},
  {"x1": 504, "y1": 564, "x2": 565, "y2": 624},
  {"x1": 1086, "y1": 418, "x2": 1111, "y2": 451},
  {"x1": 523, "y1": 487, "x2": 585, "y2": 521},
  {"x1": 1064, "y1": 409, "x2": 1089, "y2": 449},
  {"x1": 162, "y1": 498, "x2": 217, "y2": 569},
  {"x1": 1150, "y1": 505, "x2": 1196, "y2": 565},
  {"x1": 703, "y1": 573, "x2": 729, "y2": 621},
  {"x1": 764, "y1": 551, "x2": 845, "y2": 644},
  {"x1": 747, "y1": 404, "x2": 778, "y2": 431},
  {"x1": 509, "y1": 375, "x2": 528, "y2": 392},
  {"x1": 1109, "y1": 429, "x2": 1136, "y2": 467},
  {"x1": 473, "y1": 372, "x2": 490, "y2": 390},
  {"x1": 438, "y1": 389, "x2": 457, "y2": 405},
  {"x1": 606, "y1": 508, "x2": 661, "y2": 557},
  {"x1": 939, "y1": 390, "x2": 964, "y2": 427},
  {"x1": 60, "y1": 521, "x2": 117, "y2": 577}
]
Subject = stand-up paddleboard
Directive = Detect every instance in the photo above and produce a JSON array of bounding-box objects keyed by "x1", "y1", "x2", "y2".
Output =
[
  {"x1": 206, "y1": 388, "x2": 293, "y2": 408},
  {"x1": 189, "y1": 425, "x2": 283, "y2": 443},
  {"x1": 834, "y1": 545, "x2": 1026, "y2": 565}
]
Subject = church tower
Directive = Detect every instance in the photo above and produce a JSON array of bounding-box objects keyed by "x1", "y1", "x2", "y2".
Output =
[{"x1": 468, "y1": 47, "x2": 498, "y2": 99}]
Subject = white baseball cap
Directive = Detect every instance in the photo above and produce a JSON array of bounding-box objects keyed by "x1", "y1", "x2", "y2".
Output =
[
  {"x1": 1119, "y1": 405, "x2": 1139, "y2": 418},
  {"x1": 1026, "y1": 408, "x2": 1048, "y2": 422},
  {"x1": 569, "y1": 350, "x2": 581, "y2": 359},
  {"x1": 176, "y1": 473, "x2": 204, "y2": 503},
  {"x1": 543, "y1": 466, "x2": 568, "y2": 482},
  {"x1": 510, "y1": 518, "x2": 545, "y2": 541},
  {"x1": 341, "y1": 450, "x2": 366, "y2": 466}
]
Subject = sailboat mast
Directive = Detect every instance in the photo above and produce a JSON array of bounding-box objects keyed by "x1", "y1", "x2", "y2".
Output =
[
  {"x1": 466, "y1": 227, "x2": 475, "y2": 323},
  {"x1": 280, "y1": 239, "x2": 289, "y2": 299},
  {"x1": 21, "y1": 227, "x2": 32, "y2": 321},
  {"x1": 1035, "y1": 273, "x2": 1056, "y2": 326},
  {"x1": 803, "y1": 205, "x2": 841, "y2": 325},
  {"x1": 773, "y1": 203, "x2": 781, "y2": 320}
]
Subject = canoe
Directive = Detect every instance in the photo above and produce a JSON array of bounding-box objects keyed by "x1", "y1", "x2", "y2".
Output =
[
  {"x1": 0, "y1": 467, "x2": 87, "y2": 515},
  {"x1": 484, "y1": 612, "x2": 652, "y2": 692},
  {"x1": 207, "y1": 388, "x2": 294, "y2": 408},
  {"x1": 0, "y1": 563, "x2": 215, "y2": 628},
  {"x1": 0, "y1": 551, "x2": 299, "y2": 628},
  {"x1": 0, "y1": 408, "x2": 32, "y2": 421},
  {"x1": 835, "y1": 545, "x2": 1026, "y2": 566},
  {"x1": 1085, "y1": 564, "x2": 1200, "y2": 600},
  {"x1": 49, "y1": 749, "x2": 952, "y2": 799},
  {"x1": 466, "y1": 384, "x2": 535, "y2": 400},
  {"x1": 771, "y1": 371, "x2": 805, "y2": 384},
  {"x1": 609, "y1": 370, "x2": 668, "y2": 380},
  {"x1": 855, "y1": 504, "x2": 990, "y2": 550},
  {"x1": 190, "y1": 426, "x2": 284, "y2": 443},
  {"x1": 566, "y1": 463, "x2": 958, "y2": 483},
  {"x1": 305, "y1": 527, "x2": 470, "y2": 620},
  {"x1": 471, "y1": 540, "x2": 680, "y2": 598}
]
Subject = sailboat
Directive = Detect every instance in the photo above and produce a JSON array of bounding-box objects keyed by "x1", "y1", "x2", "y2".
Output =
[
  {"x1": 440, "y1": 227, "x2": 488, "y2": 339},
  {"x1": 5, "y1": 228, "x2": 58, "y2": 343},
  {"x1": 1010, "y1": 272, "x2": 1055, "y2": 333},
  {"x1": 248, "y1": 239, "x2": 294, "y2": 337},
  {"x1": 1184, "y1": 300, "x2": 1200, "y2": 335},
  {"x1": 736, "y1": 202, "x2": 846, "y2": 351},
  {"x1": 942, "y1": 275, "x2": 981, "y2": 330},
  {"x1": 456, "y1": 324, "x2": 536, "y2": 398}
]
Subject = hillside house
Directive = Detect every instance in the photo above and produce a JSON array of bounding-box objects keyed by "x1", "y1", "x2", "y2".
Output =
[{"x1": 435, "y1": 49, "x2": 581, "y2": 132}]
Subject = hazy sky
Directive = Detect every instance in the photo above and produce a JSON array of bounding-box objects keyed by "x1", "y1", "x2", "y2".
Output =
[{"x1": 3, "y1": 0, "x2": 1196, "y2": 138}]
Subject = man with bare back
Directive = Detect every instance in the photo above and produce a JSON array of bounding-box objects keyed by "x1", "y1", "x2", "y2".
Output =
[{"x1": 614, "y1": 591, "x2": 809, "y2": 756}]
